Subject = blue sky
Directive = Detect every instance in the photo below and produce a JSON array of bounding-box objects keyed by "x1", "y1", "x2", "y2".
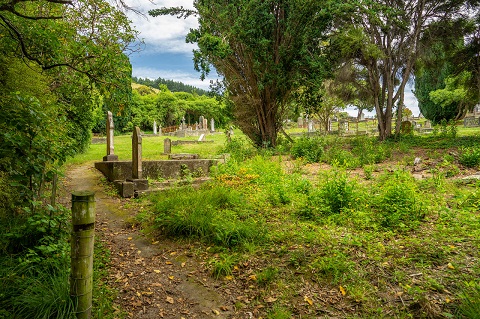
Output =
[{"x1": 125, "y1": 0, "x2": 420, "y2": 117}]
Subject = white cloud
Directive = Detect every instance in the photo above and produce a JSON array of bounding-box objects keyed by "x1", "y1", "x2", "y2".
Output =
[
  {"x1": 125, "y1": 0, "x2": 198, "y2": 54},
  {"x1": 132, "y1": 66, "x2": 217, "y2": 90}
]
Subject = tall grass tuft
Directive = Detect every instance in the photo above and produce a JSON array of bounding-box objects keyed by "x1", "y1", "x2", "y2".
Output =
[{"x1": 148, "y1": 185, "x2": 263, "y2": 248}]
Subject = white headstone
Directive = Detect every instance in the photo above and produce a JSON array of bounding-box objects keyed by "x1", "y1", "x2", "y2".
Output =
[
  {"x1": 198, "y1": 134, "x2": 205, "y2": 142},
  {"x1": 210, "y1": 118, "x2": 215, "y2": 132},
  {"x1": 153, "y1": 120, "x2": 157, "y2": 135}
]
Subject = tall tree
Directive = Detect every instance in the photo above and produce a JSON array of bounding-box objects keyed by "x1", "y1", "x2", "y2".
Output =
[
  {"x1": 150, "y1": 0, "x2": 335, "y2": 147},
  {"x1": 333, "y1": 0, "x2": 466, "y2": 140}
]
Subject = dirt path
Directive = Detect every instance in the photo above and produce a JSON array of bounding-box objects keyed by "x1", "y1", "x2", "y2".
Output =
[{"x1": 61, "y1": 163, "x2": 236, "y2": 319}]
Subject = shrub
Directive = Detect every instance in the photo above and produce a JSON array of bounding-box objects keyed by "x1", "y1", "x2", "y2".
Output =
[
  {"x1": 459, "y1": 146, "x2": 480, "y2": 168},
  {"x1": 298, "y1": 167, "x2": 357, "y2": 218},
  {"x1": 221, "y1": 137, "x2": 256, "y2": 161},
  {"x1": 290, "y1": 135, "x2": 325, "y2": 163},
  {"x1": 372, "y1": 170, "x2": 425, "y2": 230}
]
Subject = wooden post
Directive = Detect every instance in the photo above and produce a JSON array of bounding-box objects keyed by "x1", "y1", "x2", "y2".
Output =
[{"x1": 71, "y1": 191, "x2": 95, "y2": 319}]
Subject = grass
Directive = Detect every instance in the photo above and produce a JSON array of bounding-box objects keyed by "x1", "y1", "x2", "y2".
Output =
[{"x1": 64, "y1": 124, "x2": 480, "y2": 317}]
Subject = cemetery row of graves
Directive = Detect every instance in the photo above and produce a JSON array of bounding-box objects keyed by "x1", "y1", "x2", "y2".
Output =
[
  {"x1": 2, "y1": 109, "x2": 480, "y2": 318},
  {"x1": 86, "y1": 113, "x2": 480, "y2": 318}
]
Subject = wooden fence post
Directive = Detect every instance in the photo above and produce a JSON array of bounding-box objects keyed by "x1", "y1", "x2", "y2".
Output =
[{"x1": 71, "y1": 191, "x2": 95, "y2": 319}]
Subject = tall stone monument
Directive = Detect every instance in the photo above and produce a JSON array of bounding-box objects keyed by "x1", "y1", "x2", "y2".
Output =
[
  {"x1": 103, "y1": 111, "x2": 118, "y2": 161},
  {"x1": 199, "y1": 116, "x2": 204, "y2": 129},
  {"x1": 128, "y1": 126, "x2": 148, "y2": 192},
  {"x1": 153, "y1": 120, "x2": 157, "y2": 135},
  {"x1": 210, "y1": 118, "x2": 215, "y2": 132}
]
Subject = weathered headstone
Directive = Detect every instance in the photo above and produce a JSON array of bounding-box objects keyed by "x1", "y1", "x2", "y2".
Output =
[
  {"x1": 132, "y1": 126, "x2": 142, "y2": 179},
  {"x1": 424, "y1": 120, "x2": 432, "y2": 128},
  {"x1": 464, "y1": 116, "x2": 479, "y2": 127},
  {"x1": 210, "y1": 118, "x2": 215, "y2": 132},
  {"x1": 128, "y1": 126, "x2": 148, "y2": 192},
  {"x1": 199, "y1": 116, "x2": 204, "y2": 129},
  {"x1": 308, "y1": 120, "x2": 315, "y2": 132},
  {"x1": 164, "y1": 138, "x2": 171, "y2": 154},
  {"x1": 103, "y1": 111, "x2": 118, "y2": 161},
  {"x1": 297, "y1": 117, "x2": 304, "y2": 128},
  {"x1": 158, "y1": 125, "x2": 162, "y2": 136},
  {"x1": 203, "y1": 118, "x2": 208, "y2": 131},
  {"x1": 181, "y1": 116, "x2": 186, "y2": 130},
  {"x1": 153, "y1": 120, "x2": 157, "y2": 134},
  {"x1": 400, "y1": 120, "x2": 413, "y2": 134},
  {"x1": 198, "y1": 134, "x2": 205, "y2": 142}
]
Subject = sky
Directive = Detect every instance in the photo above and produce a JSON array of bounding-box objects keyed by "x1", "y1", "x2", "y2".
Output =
[{"x1": 125, "y1": 0, "x2": 420, "y2": 117}]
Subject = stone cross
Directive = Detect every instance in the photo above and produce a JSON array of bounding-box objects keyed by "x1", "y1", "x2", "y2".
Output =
[
  {"x1": 153, "y1": 120, "x2": 157, "y2": 134},
  {"x1": 132, "y1": 126, "x2": 143, "y2": 179},
  {"x1": 103, "y1": 111, "x2": 118, "y2": 161},
  {"x1": 164, "y1": 138, "x2": 171, "y2": 154},
  {"x1": 210, "y1": 118, "x2": 215, "y2": 132}
]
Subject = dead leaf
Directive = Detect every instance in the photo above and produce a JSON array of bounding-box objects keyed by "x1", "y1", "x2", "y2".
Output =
[
  {"x1": 212, "y1": 309, "x2": 220, "y2": 315},
  {"x1": 181, "y1": 262, "x2": 186, "y2": 268},
  {"x1": 154, "y1": 270, "x2": 161, "y2": 274},
  {"x1": 225, "y1": 275, "x2": 233, "y2": 281},
  {"x1": 265, "y1": 297, "x2": 277, "y2": 303},
  {"x1": 304, "y1": 296, "x2": 313, "y2": 306},
  {"x1": 447, "y1": 263, "x2": 455, "y2": 269},
  {"x1": 166, "y1": 261, "x2": 173, "y2": 265},
  {"x1": 168, "y1": 276, "x2": 175, "y2": 280},
  {"x1": 248, "y1": 275, "x2": 257, "y2": 281},
  {"x1": 166, "y1": 296, "x2": 174, "y2": 304},
  {"x1": 127, "y1": 237, "x2": 132, "y2": 240},
  {"x1": 339, "y1": 285, "x2": 346, "y2": 296}
]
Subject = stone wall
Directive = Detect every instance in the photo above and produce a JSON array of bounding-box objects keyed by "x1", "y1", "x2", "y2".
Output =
[{"x1": 95, "y1": 159, "x2": 218, "y2": 182}]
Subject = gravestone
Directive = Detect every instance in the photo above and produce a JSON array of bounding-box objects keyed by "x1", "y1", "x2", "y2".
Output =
[
  {"x1": 307, "y1": 120, "x2": 315, "y2": 132},
  {"x1": 400, "y1": 121, "x2": 413, "y2": 134},
  {"x1": 103, "y1": 111, "x2": 118, "y2": 161},
  {"x1": 210, "y1": 118, "x2": 215, "y2": 132},
  {"x1": 153, "y1": 120, "x2": 157, "y2": 135},
  {"x1": 424, "y1": 120, "x2": 432, "y2": 128},
  {"x1": 128, "y1": 126, "x2": 148, "y2": 191},
  {"x1": 158, "y1": 125, "x2": 162, "y2": 136},
  {"x1": 203, "y1": 118, "x2": 208, "y2": 131},
  {"x1": 198, "y1": 134, "x2": 205, "y2": 142},
  {"x1": 199, "y1": 116, "x2": 204, "y2": 129},
  {"x1": 297, "y1": 117, "x2": 304, "y2": 128},
  {"x1": 164, "y1": 138, "x2": 171, "y2": 154},
  {"x1": 464, "y1": 116, "x2": 479, "y2": 127},
  {"x1": 181, "y1": 116, "x2": 186, "y2": 130}
]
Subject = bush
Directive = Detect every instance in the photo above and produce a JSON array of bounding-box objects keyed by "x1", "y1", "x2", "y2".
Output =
[
  {"x1": 291, "y1": 135, "x2": 325, "y2": 163},
  {"x1": 459, "y1": 146, "x2": 480, "y2": 168},
  {"x1": 372, "y1": 170, "x2": 425, "y2": 230},
  {"x1": 221, "y1": 137, "x2": 256, "y2": 161},
  {"x1": 298, "y1": 166, "x2": 357, "y2": 218}
]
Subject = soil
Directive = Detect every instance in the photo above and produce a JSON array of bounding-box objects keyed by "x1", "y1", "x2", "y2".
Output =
[{"x1": 61, "y1": 163, "x2": 237, "y2": 319}]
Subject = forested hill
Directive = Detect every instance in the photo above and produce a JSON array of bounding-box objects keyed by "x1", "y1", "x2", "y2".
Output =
[{"x1": 132, "y1": 76, "x2": 209, "y2": 95}]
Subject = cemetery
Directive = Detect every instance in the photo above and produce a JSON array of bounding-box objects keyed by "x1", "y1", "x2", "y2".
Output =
[{"x1": 2, "y1": 0, "x2": 480, "y2": 318}]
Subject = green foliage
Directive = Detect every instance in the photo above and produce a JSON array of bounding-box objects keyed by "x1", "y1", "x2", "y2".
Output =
[
  {"x1": 459, "y1": 146, "x2": 480, "y2": 168},
  {"x1": 221, "y1": 137, "x2": 256, "y2": 162},
  {"x1": 310, "y1": 252, "x2": 355, "y2": 284},
  {"x1": 372, "y1": 170, "x2": 425, "y2": 230},
  {"x1": 299, "y1": 166, "x2": 357, "y2": 218},
  {"x1": 350, "y1": 136, "x2": 391, "y2": 165},
  {"x1": 147, "y1": 185, "x2": 263, "y2": 248},
  {"x1": 133, "y1": 76, "x2": 209, "y2": 95},
  {"x1": 209, "y1": 253, "x2": 237, "y2": 279},
  {"x1": 290, "y1": 136, "x2": 325, "y2": 163},
  {"x1": 152, "y1": 0, "x2": 335, "y2": 147},
  {"x1": 256, "y1": 267, "x2": 278, "y2": 287},
  {"x1": 458, "y1": 281, "x2": 480, "y2": 318}
]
